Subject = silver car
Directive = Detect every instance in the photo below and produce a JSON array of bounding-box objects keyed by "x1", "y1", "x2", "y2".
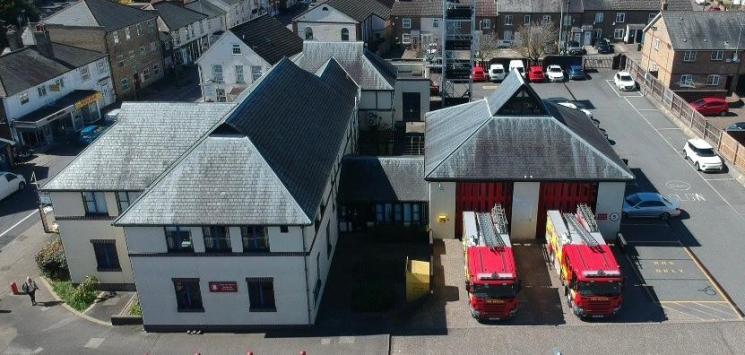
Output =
[{"x1": 622, "y1": 192, "x2": 681, "y2": 220}]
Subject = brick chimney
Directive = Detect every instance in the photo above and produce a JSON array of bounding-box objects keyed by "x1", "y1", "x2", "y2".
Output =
[
  {"x1": 4, "y1": 25, "x2": 23, "y2": 51},
  {"x1": 661, "y1": 0, "x2": 669, "y2": 11},
  {"x1": 32, "y1": 24, "x2": 54, "y2": 58}
]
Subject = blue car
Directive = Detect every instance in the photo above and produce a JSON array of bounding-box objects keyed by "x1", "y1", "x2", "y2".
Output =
[
  {"x1": 79, "y1": 125, "x2": 104, "y2": 145},
  {"x1": 568, "y1": 65, "x2": 586, "y2": 80}
]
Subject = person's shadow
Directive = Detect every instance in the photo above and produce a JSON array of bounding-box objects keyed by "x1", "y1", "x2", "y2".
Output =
[{"x1": 36, "y1": 301, "x2": 62, "y2": 307}]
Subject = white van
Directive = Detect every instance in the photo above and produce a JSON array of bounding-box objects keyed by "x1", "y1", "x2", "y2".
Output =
[
  {"x1": 508, "y1": 60, "x2": 526, "y2": 77},
  {"x1": 488, "y1": 64, "x2": 506, "y2": 82}
]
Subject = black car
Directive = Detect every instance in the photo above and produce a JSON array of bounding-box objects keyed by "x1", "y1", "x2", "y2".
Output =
[
  {"x1": 726, "y1": 122, "x2": 745, "y2": 131},
  {"x1": 595, "y1": 41, "x2": 613, "y2": 54}
]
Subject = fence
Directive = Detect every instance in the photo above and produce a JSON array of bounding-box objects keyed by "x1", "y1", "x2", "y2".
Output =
[{"x1": 625, "y1": 59, "x2": 745, "y2": 173}]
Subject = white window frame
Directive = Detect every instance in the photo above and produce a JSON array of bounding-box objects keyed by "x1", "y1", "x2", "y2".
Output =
[
  {"x1": 679, "y1": 74, "x2": 694, "y2": 88},
  {"x1": 683, "y1": 51, "x2": 696, "y2": 62},
  {"x1": 481, "y1": 18, "x2": 492, "y2": 29},
  {"x1": 113, "y1": 31, "x2": 119, "y2": 44},
  {"x1": 235, "y1": 65, "x2": 245, "y2": 84},
  {"x1": 711, "y1": 50, "x2": 724, "y2": 61},
  {"x1": 706, "y1": 74, "x2": 721, "y2": 87},
  {"x1": 503, "y1": 16, "x2": 512, "y2": 26},
  {"x1": 524, "y1": 15, "x2": 531, "y2": 25},
  {"x1": 212, "y1": 64, "x2": 224, "y2": 83},
  {"x1": 402, "y1": 18, "x2": 412, "y2": 29},
  {"x1": 19, "y1": 92, "x2": 29, "y2": 105},
  {"x1": 615, "y1": 13, "x2": 625, "y2": 23},
  {"x1": 402, "y1": 33, "x2": 412, "y2": 44},
  {"x1": 251, "y1": 65, "x2": 262, "y2": 82},
  {"x1": 595, "y1": 12, "x2": 604, "y2": 24},
  {"x1": 125, "y1": 27, "x2": 131, "y2": 40},
  {"x1": 96, "y1": 60, "x2": 106, "y2": 74},
  {"x1": 563, "y1": 15, "x2": 572, "y2": 26},
  {"x1": 653, "y1": 38, "x2": 660, "y2": 51},
  {"x1": 37, "y1": 86, "x2": 46, "y2": 97},
  {"x1": 542, "y1": 15, "x2": 551, "y2": 24},
  {"x1": 80, "y1": 66, "x2": 90, "y2": 81},
  {"x1": 433, "y1": 18, "x2": 439, "y2": 28},
  {"x1": 614, "y1": 29, "x2": 624, "y2": 40},
  {"x1": 232, "y1": 44, "x2": 241, "y2": 55}
]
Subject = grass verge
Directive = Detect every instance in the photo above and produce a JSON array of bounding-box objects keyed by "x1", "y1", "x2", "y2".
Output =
[{"x1": 49, "y1": 279, "x2": 95, "y2": 312}]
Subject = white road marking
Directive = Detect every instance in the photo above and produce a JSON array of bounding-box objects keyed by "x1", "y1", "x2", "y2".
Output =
[
  {"x1": 32, "y1": 347, "x2": 43, "y2": 354},
  {"x1": 655, "y1": 127, "x2": 681, "y2": 130},
  {"x1": 704, "y1": 178, "x2": 736, "y2": 181},
  {"x1": 321, "y1": 338, "x2": 331, "y2": 345},
  {"x1": 0, "y1": 210, "x2": 38, "y2": 239},
  {"x1": 84, "y1": 338, "x2": 105, "y2": 349},
  {"x1": 338, "y1": 336, "x2": 355, "y2": 344}
]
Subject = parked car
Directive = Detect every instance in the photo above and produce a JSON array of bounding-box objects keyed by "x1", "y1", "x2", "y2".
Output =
[
  {"x1": 488, "y1": 63, "x2": 506, "y2": 82},
  {"x1": 546, "y1": 65, "x2": 565, "y2": 82},
  {"x1": 527, "y1": 66, "x2": 544, "y2": 82},
  {"x1": 104, "y1": 108, "x2": 120, "y2": 123},
  {"x1": 565, "y1": 41, "x2": 586, "y2": 55},
  {"x1": 79, "y1": 125, "x2": 106, "y2": 145},
  {"x1": 622, "y1": 192, "x2": 681, "y2": 220},
  {"x1": 0, "y1": 172, "x2": 26, "y2": 201},
  {"x1": 568, "y1": 65, "x2": 586, "y2": 80},
  {"x1": 509, "y1": 60, "x2": 526, "y2": 77},
  {"x1": 614, "y1": 71, "x2": 636, "y2": 91},
  {"x1": 556, "y1": 102, "x2": 594, "y2": 121},
  {"x1": 471, "y1": 66, "x2": 487, "y2": 81},
  {"x1": 690, "y1": 97, "x2": 729, "y2": 116},
  {"x1": 684, "y1": 138, "x2": 724, "y2": 172},
  {"x1": 595, "y1": 40, "x2": 613, "y2": 54},
  {"x1": 726, "y1": 122, "x2": 745, "y2": 131}
]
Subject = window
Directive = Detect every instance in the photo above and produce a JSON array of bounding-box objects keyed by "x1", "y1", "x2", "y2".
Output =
[
  {"x1": 524, "y1": 15, "x2": 531, "y2": 25},
  {"x1": 433, "y1": 18, "x2": 439, "y2": 28},
  {"x1": 482, "y1": 18, "x2": 492, "y2": 29},
  {"x1": 542, "y1": 15, "x2": 551, "y2": 24},
  {"x1": 97, "y1": 60, "x2": 106, "y2": 74},
  {"x1": 711, "y1": 50, "x2": 724, "y2": 61},
  {"x1": 280, "y1": 226, "x2": 289, "y2": 233},
  {"x1": 614, "y1": 28, "x2": 624, "y2": 40},
  {"x1": 37, "y1": 86, "x2": 46, "y2": 97},
  {"x1": 153, "y1": 64, "x2": 160, "y2": 76},
  {"x1": 116, "y1": 191, "x2": 132, "y2": 213},
  {"x1": 232, "y1": 44, "x2": 241, "y2": 55},
  {"x1": 142, "y1": 68, "x2": 151, "y2": 81},
  {"x1": 341, "y1": 28, "x2": 349, "y2": 41},
  {"x1": 80, "y1": 66, "x2": 90, "y2": 81},
  {"x1": 326, "y1": 221, "x2": 332, "y2": 258},
  {"x1": 19, "y1": 92, "x2": 29, "y2": 105},
  {"x1": 125, "y1": 27, "x2": 131, "y2": 40},
  {"x1": 235, "y1": 65, "x2": 245, "y2": 83},
  {"x1": 402, "y1": 33, "x2": 412, "y2": 44},
  {"x1": 241, "y1": 226, "x2": 269, "y2": 252},
  {"x1": 92, "y1": 240, "x2": 120, "y2": 271},
  {"x1": 128, "y1": 50, "x2": 135, "y2": 60},
  {"x1": 136, "y1": 24, "x2": 142, "y2": 36},
  {"x1": 117, "y1": 54, "x2": 125, "y2": 67},
  {"x1": 82, "y1": 191, "x2": 108, "y2": 215},
  {"x1": 139, "y1": 46, "x2": 145, "y2": 55},
  {"x1": 563, "y1": 15, "x2": 572, "y2": 26},
  {"x1": 121, "y1": 78, "x2": 130, "y2": 91},
  {"x1": 173, "y1": 279, "x2": 203, "y2": 312},
  {"x1": 57, "y1": 78, "x2": 64, "y2": 89},
  {"x1": 683, "y1": 51, "x2": 696, "y2": 62},
  {"x1": 402, "y1": 18, "x2": 412, "y2": 29},
  {"x1": 165, "y1": 226, "x2": 193, "y2": 252},
  {"x1": 615, "y1": 13, "x2": 625, "y2": 23},
  {"x1": 648, "y1": 12, "x2": 657, "y2": 22},
  {"x1": 304, "y1": 27, "x2": 313, "y2": 40},
  {"x1": 212, "y1": 64, "x2": 223, "y2": 83},
  {"x1": 653, "y1": 38, "x2": 660, "y2": 51},
  {"x1": 148, "y1": 20, "x2": 155, "y2": 33},
  {"x1": 594, "y1": 12, "x2": 604, "y2": 24},
  {"x1": 251, "y1": 65, "x2": 262, "y2": 81},
  {"x1": 216, "y1": 88, "x2": 226, "y2": 102},
  {"x1": 680, "y1": 74, "x2": 694, "y2": 87},
  {"x1": 150, "y1": 41, "x2": 157, "y2": 52},
  {"x1": 113, "y1": 31, "x2": 119, "y2": 44},
  {"x1": 202, "y1": 226, "x2": 231, "y2": 252},
  {"x1": 247, "y1": 278, "x2": 276, "y2": 311},
  {"x1": 706, "y1": 74, "x2": 721, "y2": 87}
]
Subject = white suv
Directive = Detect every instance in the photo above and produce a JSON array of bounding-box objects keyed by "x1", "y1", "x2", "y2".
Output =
[
  {"x1": 684, "y1": 138, "x2": 724, "y2": 172},
  {"x1": 614, "y1": 71, "x2": 636, "y2": 91},
  {"x1": 546, "y1": 65, "x2": 565, "y2": 82}
]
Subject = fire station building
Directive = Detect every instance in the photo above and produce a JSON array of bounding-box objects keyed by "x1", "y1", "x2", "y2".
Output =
[{"x1": 425, "y1": 72, "x2": 634, "y2": 241}]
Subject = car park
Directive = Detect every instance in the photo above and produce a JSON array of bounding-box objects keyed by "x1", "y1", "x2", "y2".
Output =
[
  {"x1": 509, "y1": 60, "x2": 526, "y2": 77},
  {"x1": 690, "y1": 97, "x2": 729, "y2": 116},
  {"x1": 726, "y1": 122, "x2": 745, "y2": 131},
  {"x1": 546, "y1": 65, "x2": 564, "y2": 82},
  {"x1": 684, "y1": 138, "x2": 724, "y2": 172},
  {"x1": 614, "y1": 71, "x2": 636, "y2": 91},
  {"x1": 622, "y1": 192, "x2": 681, "y2": 220},
  {"x1": 0, "y1": 172, "x2": 25, "y2": 201},
  {"x1": 489, "y1": 64, "x2": 506, "y2": 81},
  {"x1": 471, "y1": 66, "x2": 486, "y2": 81},
  {"x1": 528, "y1": 66, "x2": 545, "y2": 82},
  {"x1": 568, "y1": 65, "x2": 586, "y2": 80}
]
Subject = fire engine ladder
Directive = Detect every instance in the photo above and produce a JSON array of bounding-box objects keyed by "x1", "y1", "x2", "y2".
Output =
[
  {"x1": 564, "y1": 213, "x2": 599, "y2": 248},
  {"x1": 577, "y1": 203, "x2": 599, "y2": 233},
  {"x1": 475, "y1": 212, "x2": 504, "y2": 248},
  {"x1": 490, "y1": 204, "x2": 509, "y2": 235}
]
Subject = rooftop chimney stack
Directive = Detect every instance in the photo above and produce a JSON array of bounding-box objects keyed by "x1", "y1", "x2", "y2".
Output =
[
  {"x1": 4, "y1": 25, "x2": 23, "y2": 51},
  {"x1": 661, "y1": 0, "x2": 669, "y2": 11},
  {"x1": 33, "y1": 24, "x2": 54, "y2": 59}
]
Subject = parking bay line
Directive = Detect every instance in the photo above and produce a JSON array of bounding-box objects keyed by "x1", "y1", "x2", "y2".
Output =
[
  {"x1": 0, "y1": 210, "x2": 38, "y2": 239},
  {"x1": 682, "y1": 245, "x2": 744, "y2": 319}
]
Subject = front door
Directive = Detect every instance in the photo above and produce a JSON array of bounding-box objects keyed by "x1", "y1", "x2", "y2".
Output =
[
  {"x1": 583, "y1": 31, "x2": 592, "y2": 45},
  {"x1": 402, "y1": 92, "x2": 421, "y2": 122},
  {"x1": 504, "y1": 31, "x2": 513, "y2": 41},
  {"x1": 573, "y1": 32, "x2": 581, "y2": 43}
]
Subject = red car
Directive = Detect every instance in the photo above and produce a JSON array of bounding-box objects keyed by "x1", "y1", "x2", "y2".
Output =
[
  {"x1": 690, "y1": 97, "x2": 729, "y2": 116},
  {"x1": 528, "y1": 66, "x2": 545, "y2": 83},
  {"x1": 472, "y1": 66, "x2": 486, "y2": 82}
]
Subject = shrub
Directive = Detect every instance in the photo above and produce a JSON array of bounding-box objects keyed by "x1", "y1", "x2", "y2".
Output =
[
  {"x1": 71, "y1": 275, "x2": 99, "y2": 309},
  {"x1": 129, "y1": 298, "x2": 142, "y2": 316},
  {"x1": 35, "y1": 236, "x2": 69, "y2": 280}
]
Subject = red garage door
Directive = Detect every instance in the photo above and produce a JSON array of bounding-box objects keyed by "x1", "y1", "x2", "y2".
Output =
[
  {"x1": 536, "y1": 182, "x2": 598, "y2": 238},
  {"x1": 456, "y1": 182, "x2": 513, "y2": 237}
]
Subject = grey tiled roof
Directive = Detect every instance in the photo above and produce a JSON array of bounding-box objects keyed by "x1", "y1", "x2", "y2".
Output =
[
  {"x1": 662, "y1": 11, "x2": 745, "y2": 50},
  {"x1": 230, "y1": 15, "x2": 303, "y2": 65},
  {"x1": 497, "y1": 0, "x2": 582, "y2": 14},
  {"x1": 45, "y1": 0, "x2": 157, "y2": 32},
  {"x1": 326, "y1": 0, "x2": 392, "y2": 22},
  {"x1": 391, "y1": 0, "x2": 499, "y2": 17},
  {"x1": 584, "y1": 0, "x2": 690, "y2": 11},
  {"x1": 339, "y1": 156, "x2": 426, "y2": 203},
  {"x1": 424, "y1": 72, "x2": 633, "y2": 182},
  {"x1": 293, "y1": 41, "x2": 394, "y2": 91},
  {"x1": 42, "y1": 102, "x2": 235, "y2": 191},
  {"x1": 185, "y1": 0, "x2": 226, "y2": 18},
  {"x1": 153, "y1": 2, "x2": 207, "y2": 31},
  {"x1": 116, "y1": 58, "x2": 358, "y2": 225},
  {"x1": 48, "y1": 42, "x2": 107, "y2": 68}
]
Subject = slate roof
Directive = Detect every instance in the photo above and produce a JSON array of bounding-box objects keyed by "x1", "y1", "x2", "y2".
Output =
[
  {"x1": 293, "y1": 41, "x2": 394, "y2": 91},
  {"x1": 116, "y1": 58, "x2": 358, "y2": 226},
  {"x1": 0, "y1": 44, "x2": 104, "y2": 98},
  {"x1": 325, "y1": 0, "x2": 393, "y2": 22},
  {"x1": 584, "y1": 0, "x2": 690, "y2": 11},
  {"x1": 42, "y1": 102, "x2": 235, "y2": 191},
  {"x1": 391, "y1": 0, "x2": 497, "y2": 17},
  {"x1": 153, "y1": 2, "x2": 207, "y2": 31},
  {"x1": 424, "y1": 71, "x2": 633, "y2": 182},
  {"x1": 660, "y1": 11, "x2": 745, "y2": 50},
  {"x1": 230, "y1": 15, "x2": 303, "y2": 65},
  {"x1": 497, "y1": 0, "x2": 582, "y2": 13},
  {"x1": 44, "y1": 0, "x2": 157, "y2": 32},
  {"x1": 185, "y1": 0, "x2": 227, "y2": 18},
  {"x1": 339, "y1": 156, "x2": 427, "y2": 203}
]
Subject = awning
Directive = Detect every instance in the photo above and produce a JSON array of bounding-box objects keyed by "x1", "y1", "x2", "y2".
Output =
[{"x1": 12, "y1": 90, "x2": 100, "y2": 129}]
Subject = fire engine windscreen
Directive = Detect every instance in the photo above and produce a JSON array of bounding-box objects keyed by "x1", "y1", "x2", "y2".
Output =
[
  {"x1": 472, "y1": 284, "x2": 518, "y2": 299},
  {"x1": 576, "y1": 281, "x2": 622, "y2": 297}
]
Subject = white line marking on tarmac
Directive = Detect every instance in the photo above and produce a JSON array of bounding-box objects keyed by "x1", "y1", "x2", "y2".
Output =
[
  {"x1": 32, "y1": 347, "x2": 43, "y2": 354},
  {"x1": 655, "y1": 127, "x2": 682, "y2": 130},
  {"x1": 321, "y1": 338, "x2": 331, "y2": 345},
  {"x1": 338, "y1": 336, "x2": 355, "y2": 344},
  {"x1": 482, "y1": 85, "x2": 498, "y2": 89},
  {"x1": 0, "y1": 210, "x2": 38, "y2": 239},
  {"x1": 84, "y1": 338, "x2": 105, "y2": 349},
  {"x1": 704, "y1": 178, "x2": 736, "y2": 181}
]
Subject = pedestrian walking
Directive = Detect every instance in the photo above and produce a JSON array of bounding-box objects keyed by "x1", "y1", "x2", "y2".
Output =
[{"x1": 22, "y1": 276, "x2": 39, "y2": 306}]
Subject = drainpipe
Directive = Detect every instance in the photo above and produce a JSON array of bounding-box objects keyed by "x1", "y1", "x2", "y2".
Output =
[{"x1": 301, "y1": 226, "x2": 312, "y2": 325}]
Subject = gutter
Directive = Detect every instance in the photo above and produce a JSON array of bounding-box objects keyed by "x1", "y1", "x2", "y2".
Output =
[{"x1": 301, "y1": 226, "x2": 312, "y2": 325}]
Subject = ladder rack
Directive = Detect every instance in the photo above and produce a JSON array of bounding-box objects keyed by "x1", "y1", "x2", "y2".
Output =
[
  {"x1": 475, "y1": 212, "x2": 505, "y2": 248},
  {"x1": 576, "y1": 203, "x2": 598, "y2": 232},
  {"x1": 490, "y1": 204, "x2": 509, "y2": 235},
  {"x1": 564, "y1": 213, "x2": 599, "y2": 248}
]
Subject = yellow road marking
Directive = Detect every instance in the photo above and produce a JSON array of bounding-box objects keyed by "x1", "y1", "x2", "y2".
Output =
[{"x1": 681, "y1": 245, "x2": 744, "y2": 320}]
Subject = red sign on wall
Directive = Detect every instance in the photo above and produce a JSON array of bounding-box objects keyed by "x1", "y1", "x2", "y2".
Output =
[{"x1": 209, "y1": 281, "x2": 238, "y2": 293}]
